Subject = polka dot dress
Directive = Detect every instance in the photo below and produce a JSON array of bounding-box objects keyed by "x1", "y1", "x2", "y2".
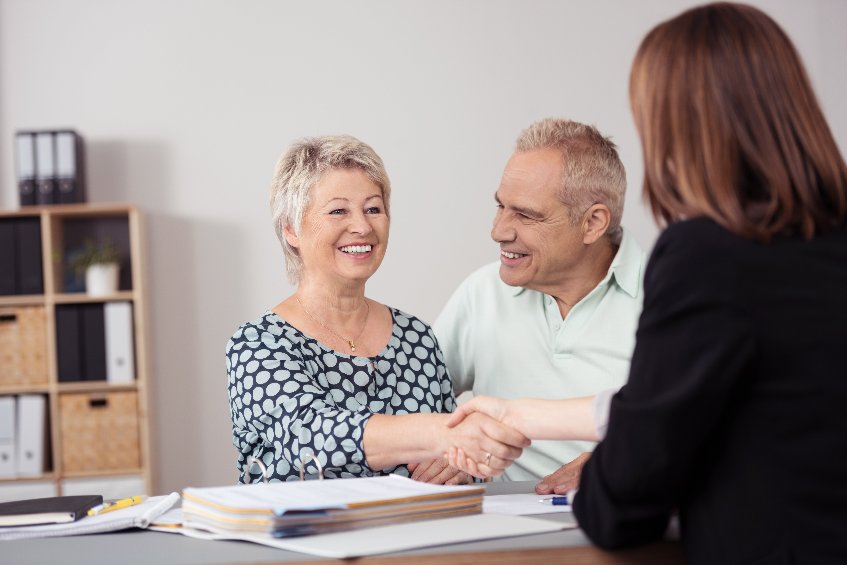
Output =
[{"x1": 226, "y1": 308, "x2": 455, "y2": 483}]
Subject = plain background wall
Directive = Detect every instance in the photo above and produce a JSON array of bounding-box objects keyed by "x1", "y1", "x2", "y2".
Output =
[{"x1": 1, "y1": 0, "x2": 845, "y2": 493}]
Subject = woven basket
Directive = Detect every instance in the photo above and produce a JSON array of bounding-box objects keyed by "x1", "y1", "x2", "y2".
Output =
[
  {"x1": 59, "y1": 391, "x2": 140, "y2": 472},
  {"x1": 0, "y1": 306, "x2": 48, "y2": 386}
]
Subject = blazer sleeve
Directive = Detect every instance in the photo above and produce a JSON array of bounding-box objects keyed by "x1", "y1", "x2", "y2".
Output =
[{"x1": 573, "y1": 221, "x2": 758, "y2": 549}]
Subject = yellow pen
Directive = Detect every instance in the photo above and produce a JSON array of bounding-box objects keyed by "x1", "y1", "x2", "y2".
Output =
[{"x1": 87, "y1": 495, "x2": 145, "y2": 516}]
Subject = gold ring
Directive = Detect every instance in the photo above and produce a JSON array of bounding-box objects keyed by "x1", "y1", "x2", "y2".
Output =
[{"x1": 484, "y1": 452, "x2": 492, "y2": 466}]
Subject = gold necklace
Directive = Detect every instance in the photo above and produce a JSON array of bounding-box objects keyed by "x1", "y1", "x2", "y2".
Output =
[{"x1": 295, "y1": 296, "x2": 371, "y2": 354}]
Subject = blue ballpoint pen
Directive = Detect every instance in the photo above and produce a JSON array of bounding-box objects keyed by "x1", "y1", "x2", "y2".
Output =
[{"x1": 538, "y1": 496, "x2": 569, "y2": 505}]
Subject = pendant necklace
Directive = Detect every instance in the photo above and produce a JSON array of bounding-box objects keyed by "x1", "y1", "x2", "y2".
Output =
[{"x1": 295, "y1": 296, "x2": 371, "y2": 354}]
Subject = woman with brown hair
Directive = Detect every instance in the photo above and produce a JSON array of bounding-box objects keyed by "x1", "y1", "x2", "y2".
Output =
[{"x1": 447, "y1": 3, "x2": 847, "y2": 562}]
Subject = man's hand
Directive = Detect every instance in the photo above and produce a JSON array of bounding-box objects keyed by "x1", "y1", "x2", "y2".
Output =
[
  {"x1": 408, "y1": 458, "x2": 472, "y2": 485},
  {"x1": 535, "y1": 452, "x2": 592, "y2": 494}
]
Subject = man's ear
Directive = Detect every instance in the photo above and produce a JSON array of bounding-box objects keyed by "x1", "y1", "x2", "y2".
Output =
[
  {"x1": 283, "y1": 224, "x2": 299, "y2": 249},
  {"x1": 582, "y1": 204, "x2": 611, "y2": 245}
]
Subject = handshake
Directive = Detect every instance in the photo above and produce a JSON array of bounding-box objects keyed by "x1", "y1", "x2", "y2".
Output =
[
  {"x1": 440, "y1": 396, "x2": 530, "y2": 479},
  {"x1": 408, "y1": 395, "x2": 599, "y2": 493}
]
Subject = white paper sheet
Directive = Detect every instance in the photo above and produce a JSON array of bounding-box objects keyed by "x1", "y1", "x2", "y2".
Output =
[
  {"x1": 483, "y1": 493, "x2": 573, "y2": 515},
  {"x1": 151, "y1": 512, "x2": 574, "y2": 558}
]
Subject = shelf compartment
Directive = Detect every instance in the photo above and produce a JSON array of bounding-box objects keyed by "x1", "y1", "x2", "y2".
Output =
[
  {"x1": 59, "y1": 391, "x2": 140, "y2": 473},
  {"x1": 50, "y1": 214, "x2": 133, "y2": 295},
  {"x1": 0, "y1": 305, "x2": 48, "y2": 387}
]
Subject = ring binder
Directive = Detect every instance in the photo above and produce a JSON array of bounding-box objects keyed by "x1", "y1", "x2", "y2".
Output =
[
  {"x1": 298, "y1": 451, "x2": 324, "y2": 481},
  {"x1": 243, "y1": 456, "x2": 269, "y2": 484}
]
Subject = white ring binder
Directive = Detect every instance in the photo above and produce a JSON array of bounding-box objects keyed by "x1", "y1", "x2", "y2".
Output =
[
  {"x1": 298, "y1": 451, "x2": 324, "y2": 481},
  {"x1": 243, "y1": 456, "x2": 269, "y2": 484}
]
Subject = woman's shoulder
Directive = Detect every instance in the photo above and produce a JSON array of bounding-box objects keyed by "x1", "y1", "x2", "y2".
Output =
[
  {"x1": 657, "y1": 216, "x2": 736, "y2": 247},
  {"x1": 645, "y1": 218, "x2": 747, "y2": 295},
  {"x1": 651, "y1": 217, "x2": 750, "y2": 268},
  {"x1": 226, "y1": 310, "x2": 296, "y2": 352},
  {"x1": 385, "y1": 306, "x2": 435, "y2": 335}
]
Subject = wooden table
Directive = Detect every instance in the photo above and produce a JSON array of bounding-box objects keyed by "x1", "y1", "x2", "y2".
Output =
[{"x1": 3, "y1": 481, "x2": 682, "y2": 564}]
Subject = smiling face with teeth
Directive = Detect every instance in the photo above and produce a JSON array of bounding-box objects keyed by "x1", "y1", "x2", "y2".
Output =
[
  {"x1": 284, "y1": 167, "x2": 389, "y2": 286},
  {"x1": 491, "y1": 148, "x2": 593, "y2": 295}
]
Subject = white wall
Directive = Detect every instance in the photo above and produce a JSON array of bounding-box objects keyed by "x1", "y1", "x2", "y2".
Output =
[{"x1": 1, "y1": 0, "x2": 845, "y2": 493}]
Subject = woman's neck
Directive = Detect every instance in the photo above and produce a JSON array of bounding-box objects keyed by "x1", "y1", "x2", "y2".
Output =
[{"x1": 295, "y1": 276, "x2": 367, "y2": 319}]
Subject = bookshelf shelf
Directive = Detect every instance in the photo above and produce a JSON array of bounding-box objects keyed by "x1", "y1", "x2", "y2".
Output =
[
  {"x1": 53, "y1": 291, "x2": 136, "y2": 304},
  {"x1": 56, "y1": 381, "x2": 138, "y2": 394},
  {"x1": 0, "y1": 473, "x2": 56, "y2": 484},
  {"x1": 0, "y1": 295, "x2": 46, "y2": 307},
  {"x1": 0, "y1": 385, "x2": 50, "y2": 396},
  {"x1": 0, "y1": 204, "x2": 152, "y2": 500},
  {"x1": 61, "y1": 468, "x2": 145, "y2": 479}
]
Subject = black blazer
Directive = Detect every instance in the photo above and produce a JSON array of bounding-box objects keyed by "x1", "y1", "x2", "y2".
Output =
[{"x1": 574, "y1": 218, "x2": 847, "y2": 565}]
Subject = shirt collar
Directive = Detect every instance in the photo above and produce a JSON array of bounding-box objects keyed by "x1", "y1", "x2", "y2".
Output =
[
  {"x1": 606, "y1": 228, "x2": 642, "y2": 298},
  {"x1": 509, "y1": 228, "x2": 643, "y2": 298}
]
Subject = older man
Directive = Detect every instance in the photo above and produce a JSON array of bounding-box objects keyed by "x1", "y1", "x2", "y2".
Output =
[{"x1": 433, "y1": 118, "x2": 645, "y2": 492}]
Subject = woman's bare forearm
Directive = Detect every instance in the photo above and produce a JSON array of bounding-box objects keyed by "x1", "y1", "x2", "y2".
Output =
[
  {"x1": 363, "y1": 413, "x2": 449, "y2": 470},
  {"x1": 505, "y1": 397, "x2": 599, "y2": 441}
]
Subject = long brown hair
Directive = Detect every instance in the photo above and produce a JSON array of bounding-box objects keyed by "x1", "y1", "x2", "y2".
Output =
[{"x1": 630, "y1": 2, "x2": 847, "y2": 240}]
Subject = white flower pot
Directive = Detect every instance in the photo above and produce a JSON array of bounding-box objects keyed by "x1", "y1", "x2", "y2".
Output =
[{"x1": 85, "y1": 263, "x2": 120, "y2": 296}]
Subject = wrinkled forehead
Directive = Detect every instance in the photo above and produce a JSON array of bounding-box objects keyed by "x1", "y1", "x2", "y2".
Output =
[{"x1": 498, "y1": 149, "x2": 564, "y2": 202}]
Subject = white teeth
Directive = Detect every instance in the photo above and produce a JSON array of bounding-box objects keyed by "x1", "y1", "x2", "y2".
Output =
[
  {"x1": 501, "y1": 251, "x2": 524, "y2": 259},
  {"x1": 340, "y1": 245, "x2": 372, "y2": 254}
]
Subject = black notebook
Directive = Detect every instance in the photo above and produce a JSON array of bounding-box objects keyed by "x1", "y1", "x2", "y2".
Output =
[{"x1": 0, "y1": 495, "x2": 103, "y2": 527}]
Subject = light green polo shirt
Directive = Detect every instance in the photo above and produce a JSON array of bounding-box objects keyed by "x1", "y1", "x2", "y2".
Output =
[{"x1": 433, "y1": 230, "x2": 645, "y2": 481}]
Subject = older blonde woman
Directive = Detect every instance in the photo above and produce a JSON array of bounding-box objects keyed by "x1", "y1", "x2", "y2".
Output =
[{"x1": 227, "y1": 135, "x2": 528, "y2": 483}]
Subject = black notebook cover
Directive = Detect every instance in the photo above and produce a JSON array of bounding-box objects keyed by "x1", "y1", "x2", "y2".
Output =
[{"x1": 0, "y1": 495, "x2": 102, "y2": 527}]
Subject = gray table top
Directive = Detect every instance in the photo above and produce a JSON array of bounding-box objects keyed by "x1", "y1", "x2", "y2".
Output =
[{"x1": 2, "y1": 481, "x2": 674, "y2": 565}]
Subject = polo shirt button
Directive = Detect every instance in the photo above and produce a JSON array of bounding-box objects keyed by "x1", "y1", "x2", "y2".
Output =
[{"x1": 554, "y1": 323, "x2": 561, "y2": 331}]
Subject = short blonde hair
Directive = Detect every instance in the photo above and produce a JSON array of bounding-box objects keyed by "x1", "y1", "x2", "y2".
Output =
[
  {"x1": 270, "y1": 135, "x2": 391, "y2": 283},
  {"x1": 516, "y1": 118, "x2": 626, "y2": 243}
]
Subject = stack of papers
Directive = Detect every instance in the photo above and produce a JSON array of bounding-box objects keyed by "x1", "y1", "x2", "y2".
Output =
[{"x1": 182, "y1": 474, "x2": 484, "y2": 537}]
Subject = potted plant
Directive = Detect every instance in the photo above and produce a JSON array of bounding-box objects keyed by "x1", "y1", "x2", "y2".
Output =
[{"x1": 69, "y1": 239, "x2": 122, "y2": 296}]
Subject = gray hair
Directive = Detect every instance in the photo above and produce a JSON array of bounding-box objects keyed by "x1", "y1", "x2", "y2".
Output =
[
  {"x1": 516, "y1": 118, "x2": 626, "y2": 243},
  {"x1": 270, "y1": 135, "x2": 391, "y2": 283}
]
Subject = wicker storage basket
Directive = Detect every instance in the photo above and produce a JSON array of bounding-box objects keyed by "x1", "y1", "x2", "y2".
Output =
[
  {"x1": 0, "y1": 305, "x2": 48, "y2": 386},
  {"x1": 59, "y1": 391, "x2": 140, "y2": 472}
]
